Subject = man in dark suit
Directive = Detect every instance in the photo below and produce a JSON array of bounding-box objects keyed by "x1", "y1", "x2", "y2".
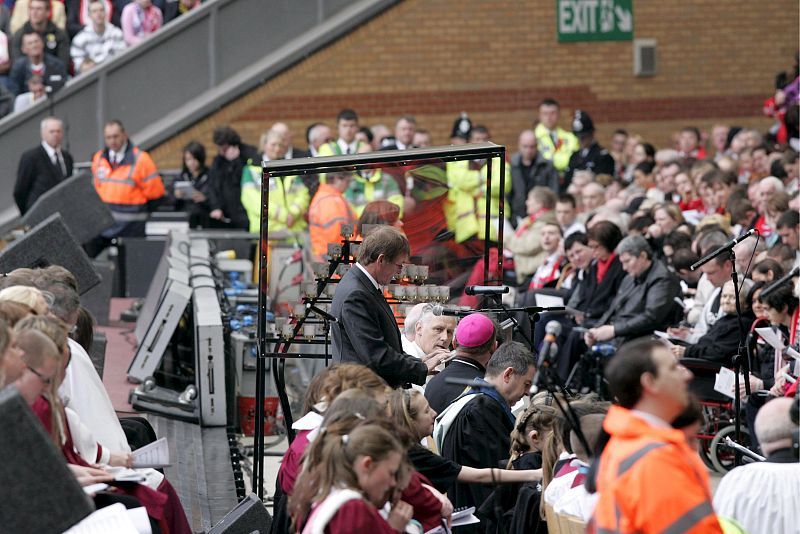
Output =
[
  {"x1": 14, "y1": 116, "x2": 73, "y2": 214},
  {"x1": 379, "y1": 115, "x2": 417, "y2": 151},
  {"x1": 330, "y1": 226, "x2": 445, "y2": 388}
]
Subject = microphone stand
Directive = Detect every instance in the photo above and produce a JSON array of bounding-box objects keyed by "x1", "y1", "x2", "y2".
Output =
[
  {"x1": 727, "y1": 248, "x2": 750, "y2": 467},
  {"x1": 479, "y1": 296, "x2": 586, "y2": 455},
  {"x1": 691, "y1": 232, "x2": 758, "y2": 468}
]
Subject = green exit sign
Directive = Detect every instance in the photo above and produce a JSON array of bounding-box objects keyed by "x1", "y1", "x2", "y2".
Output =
[{"x1": 557, "y1": 0, "x2": 633, "y2": 42}]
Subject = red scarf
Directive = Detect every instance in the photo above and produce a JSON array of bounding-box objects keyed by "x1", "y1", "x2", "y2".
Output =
[
  {"x1": 515, "y1": 208, "x2": 550, "y2": 238},
  {"x1": 596, "y1": 253, "x2": 616, "y2": 284}
]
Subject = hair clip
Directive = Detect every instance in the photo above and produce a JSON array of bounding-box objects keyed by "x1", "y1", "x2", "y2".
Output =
[
  {"x1": 341, "y1": 434, "x2": 350, "y2": 445},
  {"x1": 354, "y1": 412, "x2": 365, "y2": 420}
]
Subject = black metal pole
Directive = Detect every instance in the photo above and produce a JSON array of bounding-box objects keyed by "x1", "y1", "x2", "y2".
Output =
[
  {"x1": 497, "y1": 150, "x2": 506, "y2": 279},
  {"x1": 729, "y1": 249, "x2": 749, "y2": 467},
  {"x1": 483, "y1": 155, "x2": 493, "y2": 284},
  {"x1": 254, "y1": 165, "x2": 271, "y2": 499}
]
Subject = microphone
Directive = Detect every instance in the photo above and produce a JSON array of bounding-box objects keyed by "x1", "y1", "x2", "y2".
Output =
[
  {"x1": 431, "y1": 305, "x2": 475, "y2": 317},
  {"x1": 536, "y1": 321, "x2": 562, "y2": 370},
  {"x1": 690, "y1": 229, "x2": 757, "y2": 271},
  {"x1": 465, "y1": 285, "x2": 510, "y2": 296},
  {"x1": 760, "y1": 265, "x2": 800, "y2": 298}
]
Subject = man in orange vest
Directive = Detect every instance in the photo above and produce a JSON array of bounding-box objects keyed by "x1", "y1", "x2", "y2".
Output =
[
  {"x1": 90, "y1": 119, "x2": 164, "y2": 255},
  {"x1": 590, "y1": 338, "x2": 723, "y2": 534},
  {"x1": 308, "y1": 170, "x2": 356, "y2": 261}
]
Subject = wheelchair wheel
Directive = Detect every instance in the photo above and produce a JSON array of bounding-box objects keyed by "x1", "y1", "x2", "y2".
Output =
[
  {"x1": 709, "y1": 425, "x2": 751, "y2": 474},
  {"x1": 697, "y1": 438, "x2": 715, "y2": 470}
]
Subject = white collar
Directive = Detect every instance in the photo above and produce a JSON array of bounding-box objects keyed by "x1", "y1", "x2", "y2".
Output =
[
  {"x1": 355, "y1": 262, "x2": 380, "y2": 291},
  {"x1": 41, "y1": 141, "x2": 58, "y2": 159},
  {"x1": 395, "y1": 140, "x2": 408, "y2": 150},
  {"x1": 337, "y1": 138, "x2": 358, "y2": 154}
]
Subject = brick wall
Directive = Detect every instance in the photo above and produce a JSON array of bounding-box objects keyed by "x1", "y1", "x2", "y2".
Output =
[{"x1": 150, "y1": 0, "x2": 799, "y2": 168}]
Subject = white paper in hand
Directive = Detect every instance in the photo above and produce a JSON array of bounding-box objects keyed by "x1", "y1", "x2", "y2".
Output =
[
  {"x1": 756, "y1": 327, "x2": 786, "y2": 351},
  {"x1": 714, "y1": 367, "x2": 739, "y2": 399},
  {"x1": 132, "y1": 437, "x2": 170, "y2": 468}
]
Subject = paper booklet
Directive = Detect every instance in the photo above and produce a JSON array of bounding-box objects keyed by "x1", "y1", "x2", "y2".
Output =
[{"x1": 131, "y1": 437, "x2": 170, "y2": 468}]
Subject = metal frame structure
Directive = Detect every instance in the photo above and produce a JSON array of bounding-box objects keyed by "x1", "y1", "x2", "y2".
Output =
[{"x1": 254, "y1": 142, "x2": 507, "y2": 498}]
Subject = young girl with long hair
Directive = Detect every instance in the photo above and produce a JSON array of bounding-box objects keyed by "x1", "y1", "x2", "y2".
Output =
[{"x1": 290, "y1": 423, "x2": 413, "y2": 533}]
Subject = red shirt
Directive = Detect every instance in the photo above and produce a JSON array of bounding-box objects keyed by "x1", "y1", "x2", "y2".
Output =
[{"x1": 325, "y1": 499, "x2": 397, "y2": 534}]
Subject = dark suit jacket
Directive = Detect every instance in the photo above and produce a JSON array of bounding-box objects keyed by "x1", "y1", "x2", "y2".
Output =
[
  {"x1": 330, "y1": 265, "x2": 427, "y2": 388},
  {"x1": 7, "y1": 53, "x2": 68, "y2": 96},
  {"x1": 14, "y1": 144, "x2": 74, "y2": 214},
  {"x1": 509, "y1": 152, "x2": 559, "y2": 223},
  {"x1": 598, "y1": 259, "x2": 682, "y2": 341}
]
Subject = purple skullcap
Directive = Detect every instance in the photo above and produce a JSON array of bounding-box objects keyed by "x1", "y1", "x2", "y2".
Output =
[{"x1": 455, "y1": 313, "x2": 494, "y2": 348}]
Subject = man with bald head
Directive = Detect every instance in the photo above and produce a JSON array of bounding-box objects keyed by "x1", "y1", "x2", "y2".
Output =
[
  {"x1": 714, "y1": 397, "x2": 799, "y2": 534},
  {"x1": 271, "y1": 122, "x2": 308, "y2": 159},
  {"x1": 509, "y1": 129, "x2": 559, "y2": 225}
]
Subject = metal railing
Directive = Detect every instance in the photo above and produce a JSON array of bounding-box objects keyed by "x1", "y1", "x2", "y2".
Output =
[{"x1": 0, "y1": 0, "x2": 398, "y2": 224}]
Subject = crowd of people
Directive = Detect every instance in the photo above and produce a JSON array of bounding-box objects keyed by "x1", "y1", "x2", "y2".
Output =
[
  {"x1": 0, "y1": 266, "x2": 193, "y2": 533},
  {"x1": 0, "y1": 0, "x2": 201, "y2": 117},
  {"x1": 4, "y1": 33, "x2": 799, "y2": 530}
]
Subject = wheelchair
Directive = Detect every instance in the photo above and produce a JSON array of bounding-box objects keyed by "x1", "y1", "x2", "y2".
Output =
[{"x1": 682, "y1": 357, "x2": 754, "y2": 473}]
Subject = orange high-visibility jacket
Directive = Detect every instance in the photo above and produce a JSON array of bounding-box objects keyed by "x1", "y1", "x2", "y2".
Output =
[
  {"x1": 309, "y1": 183, "x2": 356, "y2": 260},
  {"x1": 590, "y1": 405, "x2": 723, "y2": 534},
  {"x1": 92, "y1": 146, "x2": 164, "y2": 213}
]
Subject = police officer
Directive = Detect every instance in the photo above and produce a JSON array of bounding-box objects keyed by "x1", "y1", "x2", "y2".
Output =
[{"x1": 563, "y1": 110, "x2": 615, "y2": 187}]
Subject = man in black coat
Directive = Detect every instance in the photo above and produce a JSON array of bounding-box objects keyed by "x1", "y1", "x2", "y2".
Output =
[
  {"x1": 563, "y1": 110, "x2": 615, "y2": 186},
  {"x1": 425, "y1": 312, "x2": 498, "y2": 414},
  {"x1": 330, "y1": 226, "x2": 444, "y2": 388},
  {"x1": 435, "y1": 341, "x2": 536, "y2": 534},
  {"x1": 207, "y1": 126, "x2": 258, "y2": 230},
  {"x1": 509, "y1": 129, "x2": 559, "y2": 225},
  {"x1": 584, "y1": 234, "x2": 682, "y2": 346},
  {"x1": 14, "y1": 116, "x2": 73, "y2": 214}
]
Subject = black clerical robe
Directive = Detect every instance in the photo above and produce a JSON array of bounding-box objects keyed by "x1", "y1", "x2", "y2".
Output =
[{"x1": 440, "y1": 393, "x2": 514, "y2": 534}]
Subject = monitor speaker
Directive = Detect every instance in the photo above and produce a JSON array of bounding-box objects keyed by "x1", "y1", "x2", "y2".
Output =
[
  {"x1": 207, "y1": 493, "x2": 272, "y2": 534},
  {"x1": 21, "y1": 172, "x2": 115, "y2": 245},
  {"x1": 0, "y1": 387, "x2": 94, "y2": 532},
  {"x1": 0, "y1": 213, "x2": 101, "y2": 294}
]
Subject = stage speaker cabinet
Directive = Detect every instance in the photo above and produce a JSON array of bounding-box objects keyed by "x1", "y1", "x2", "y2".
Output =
[
  {"x1": 0, "y1": 388, "x2": 94, "y2": 532},
  {"x1": 134, "y1": 231, "x2": 190, "y2": 344},
  {"x1": 207, "y1": 493, "x2": 272, "y2": 534},
  {"x1": 191, "y1": 237, "x2": 227, "y2": 426},
  {"x1": 21, "y1": 172, "x2": 115, "y2": 244},
  {"x1": 127, "y1": 278, "x2": 193, "y2": 383},
  {"x1": 82, "y1": 259, "x2": 114, "y2": 326},
  {"x1": 0, "y1": 213, "x2": 100, "y2": 294}
]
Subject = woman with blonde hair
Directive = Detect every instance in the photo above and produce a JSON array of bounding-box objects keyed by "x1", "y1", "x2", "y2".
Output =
[{"x1": 0, "y1": 285, "x2": 50, "y2": 315}]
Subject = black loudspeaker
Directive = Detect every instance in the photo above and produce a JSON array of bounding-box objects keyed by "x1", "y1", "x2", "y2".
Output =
[
  {"x1": 0, "y1": 213, "x2": 101, "y2": 294},
  {"x1": 82, "y1": 260, "x2": 114, "y2": 326},
  {"x1": 89, "y1": 331, "x2": 107, "y2": 379},
  {"x1": 21, "y1": 172, "x2": 115, "y2": 245},
  {"x1": 207, "y1": 494, "x2": 272, "y2": 534},
  {"x1": 0, "y1": 387, "x2": 94, "y2": 532}
]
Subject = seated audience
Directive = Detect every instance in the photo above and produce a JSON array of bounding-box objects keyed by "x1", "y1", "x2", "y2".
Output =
[
  {"x1": 69, "y1": 0, "x2": 125, "y2": 73},
  {"x1": 505, "y1": 186, "x2": 558, "y2": 285},
  {"x1": 11, "y1": 0, "x2": 70, "y2": 66},
  {"x1": 121, "y1": 0, "x2": 163, "y2": 46},
  {"x1": 8, "y1": 30, "x2": 67, "y2": 95},
  {"x1": 672, "y1": 279, "x2": 755, "y2": 366},
  {"x1": 11, "y1": 72, "x2": 45, "y2": 112}
]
